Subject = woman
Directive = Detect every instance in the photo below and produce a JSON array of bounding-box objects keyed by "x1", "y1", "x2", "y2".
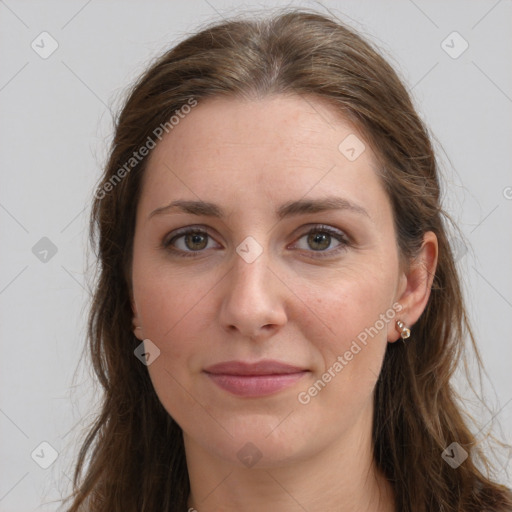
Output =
[{"x1": 67, "y1": 8, "x2": 512, "y2": 512}]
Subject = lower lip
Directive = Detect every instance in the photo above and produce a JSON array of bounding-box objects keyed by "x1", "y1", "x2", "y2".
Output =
[{"x1": 205, "y1": 372, "x2": 308, "y2": 397}]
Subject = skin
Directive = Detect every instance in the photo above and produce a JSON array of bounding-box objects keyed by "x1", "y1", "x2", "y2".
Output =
[{"x1": 131, "y1": 94, "x2": 438, "y2": 512}]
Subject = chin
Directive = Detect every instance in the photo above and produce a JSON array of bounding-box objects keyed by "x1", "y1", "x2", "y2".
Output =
[{"x1": 188, "y1": 411, "x2": 327, "y2": 469}]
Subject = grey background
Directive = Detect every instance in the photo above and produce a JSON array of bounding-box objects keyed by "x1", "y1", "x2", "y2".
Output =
[{"x1": 1, "y1": 0, "x2": 511, "y2": 509}]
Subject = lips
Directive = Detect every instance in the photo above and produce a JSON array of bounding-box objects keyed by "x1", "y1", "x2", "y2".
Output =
[
  {"x1": 203, "y1": 360, "x2": 308, "y2": 397},
  {"x1": 204, "y1": 360, "x2": 305, "y2": 376}
]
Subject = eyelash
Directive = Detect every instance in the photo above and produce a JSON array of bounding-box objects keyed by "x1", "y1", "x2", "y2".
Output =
[{"x1": 162, "y1": 224, "x2": 350, "y2": 259}]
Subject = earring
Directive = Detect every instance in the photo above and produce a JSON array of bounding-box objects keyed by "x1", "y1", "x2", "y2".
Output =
[{"x1": 396, "y1": 320, "x2": 411, "y2": 340}]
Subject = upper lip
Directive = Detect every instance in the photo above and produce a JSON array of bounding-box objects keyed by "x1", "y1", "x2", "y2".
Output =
[{"x1": 204, "y1": 360, "x2": 307, "y2": 376}]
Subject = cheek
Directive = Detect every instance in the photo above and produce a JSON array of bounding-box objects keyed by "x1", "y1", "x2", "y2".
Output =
[
  {"x1": 133, "y1": 255, "x2": 218, "y2": 342},
  {"x1": 291, "y1": 266, "x2": 397, "y2": 415},
  {"x1": 132, "y1": 269, "x2": 216, "y2": 428},
  {"x1": 297, "y1": 266, "x2": 397, "y2": 356},
  {"x1": 132, "y1": 263, "x2": 220, "y2": 394}
]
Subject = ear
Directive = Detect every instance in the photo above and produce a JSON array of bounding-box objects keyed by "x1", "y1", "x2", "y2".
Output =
[
  {"x1": 131, "y1": 295, "x2": 144, "y2": 341},
  {"x1": 389, "y1": 231, "x2": 438, "y2": 342}
]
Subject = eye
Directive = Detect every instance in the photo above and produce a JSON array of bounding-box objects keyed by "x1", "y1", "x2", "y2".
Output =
[
  {"x1": 163, "y1": 227, "x2": 221, "y2": 256},
  {"x1": 291, "y1": 225, "x2": 349, "y2": 257}
]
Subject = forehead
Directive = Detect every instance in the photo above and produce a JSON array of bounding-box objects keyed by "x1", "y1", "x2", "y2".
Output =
[
  {"x1": 140, "y1": 94, "x2": 388, "y2": 219},
  {"x1": 149, "y1": 94, "x2": 367, "y2": 167}
]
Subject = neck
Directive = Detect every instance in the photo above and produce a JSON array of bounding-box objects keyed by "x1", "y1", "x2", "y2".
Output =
[{"x1": 184, "y1": 404, "x2": 395, "y2": 512}]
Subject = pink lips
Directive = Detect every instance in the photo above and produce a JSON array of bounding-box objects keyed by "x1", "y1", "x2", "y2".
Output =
[{"x1": 203, "y1": 360, "x2": 308, "y2": 397}]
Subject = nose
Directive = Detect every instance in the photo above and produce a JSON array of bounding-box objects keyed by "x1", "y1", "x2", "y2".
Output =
[{"x1": 218, "y1": 249, "x2": 288, "y2": 341}]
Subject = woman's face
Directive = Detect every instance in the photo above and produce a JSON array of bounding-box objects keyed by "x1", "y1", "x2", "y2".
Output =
[{"x1": 131, "y1": 94, "x2": 409, "y2": 467}]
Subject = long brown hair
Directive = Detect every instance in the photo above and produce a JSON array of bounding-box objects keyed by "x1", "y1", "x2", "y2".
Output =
[{"x1": 66, "y1": 8, "x2": 512, "y2": 511}]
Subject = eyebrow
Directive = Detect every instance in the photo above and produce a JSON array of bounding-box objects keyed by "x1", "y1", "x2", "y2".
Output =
[{"x1": 149, "y1": 196, "x2": 370, "y2": 221}]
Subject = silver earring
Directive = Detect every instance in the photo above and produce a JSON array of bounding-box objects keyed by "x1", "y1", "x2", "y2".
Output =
[{"x1": 396, "y1": 320, "x2": 410, "y2": 340}]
